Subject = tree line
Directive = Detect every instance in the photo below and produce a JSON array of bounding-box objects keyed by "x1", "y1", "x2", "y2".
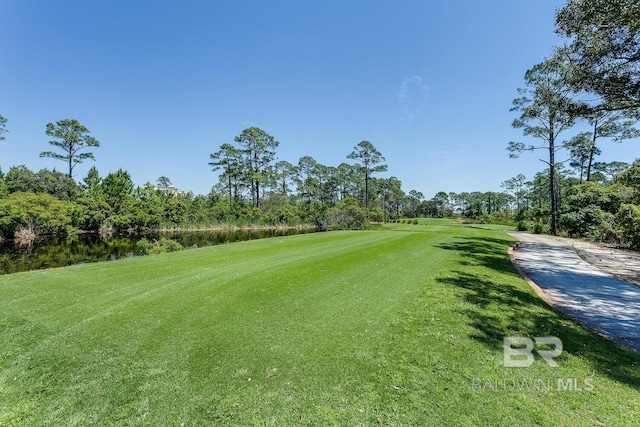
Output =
[
  {"x1": 3, "y1": 114, "x2": 602, "y2": 241},
  {"x1": 504, "y1": 0, "x2": 640, "y2": 247},
  {"x1": 0, "y1": 119, "x2": 412, "y2": 237}
]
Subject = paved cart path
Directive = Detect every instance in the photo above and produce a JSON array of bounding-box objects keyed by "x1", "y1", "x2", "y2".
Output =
[{"x1": 508, "y1": 232, "x2": 640, "y2": 353}]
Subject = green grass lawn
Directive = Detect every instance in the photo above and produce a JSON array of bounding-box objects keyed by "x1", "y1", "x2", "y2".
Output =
[{"x1": 1, "y1": 220, "x2": 638, "y2": 425}]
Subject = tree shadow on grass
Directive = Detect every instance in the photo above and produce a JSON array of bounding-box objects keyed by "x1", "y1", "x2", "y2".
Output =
[
  {"x1": 435, "y1": 236, "x2": 640, "y2": 390},
  {"x1": 436, "y1": 236, "x2": 521, "y2": 277}
]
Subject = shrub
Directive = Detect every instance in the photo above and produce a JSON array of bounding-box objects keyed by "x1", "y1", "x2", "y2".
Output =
[
  {"x1": 532, "y1": 221, "x2": 548, "y2": 234},
  {"x1": 137, "y1": 237, "x2": 184, "y2": 255},
  {"x1": 616, "y1": 203, "x2": 640, "y2": 248},
  {"x1": 104, "y1": 214, "x2": 134, "y2": 232},
  {"x1": 71, "y1": 196, "x2": 112, "y2": 231},
  {"x1": 137, "y1": 238, "x2": 154, "y2": 255},
  {"x1": 589, "y1": 222, "x2": 621, "y2": 244},
  {"x1": 559, "y1": 206, "x2": 615, "y2": 237},
  {"x1": 154, "y1": 238, "x2": 183, "y2": 253},
  {"x1": 323, "y1": 197, "x2": 367, "y2": 230},
  {"x1": 516, "y1": 220, "x2": 529, "y2": 231},
  {"x1": 0, "y1": 192, "x2": 73, "y2": 237}
]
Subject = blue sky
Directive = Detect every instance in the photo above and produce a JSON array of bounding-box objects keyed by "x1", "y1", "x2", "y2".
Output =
[{"x1": 1, "y1": 0, "x2": 638, "y2": 197}]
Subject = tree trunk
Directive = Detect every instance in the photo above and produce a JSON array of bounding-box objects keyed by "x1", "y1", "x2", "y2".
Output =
[
  {"x1": 364, "y1": 170, "x2": 369, "y2": 210},
  {"x1": 256, "y1": 180, "x2": 260, "y2": 209},
  {"x1": 228, "y1": 174, "x2": 233, "y2": 209},
  {"x1": 249, "y1": 180, "x2": 255, "y2": 208},
  {"x1": 68, "y1": 149, "x2": 73, "y2": 178},
  {"x1": 382, "y1": 193, "x2": 387, "y2": 223},
  {"x1": 549, "y1": 133, "x2": 558, "y2": 236},
  {"x1": 586, "y1": 121, "x2": 597, "y2": 182}
]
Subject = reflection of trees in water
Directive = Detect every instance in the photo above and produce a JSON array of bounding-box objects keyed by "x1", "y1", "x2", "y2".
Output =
[{"x1": 0, "y1": 229, "x2": 315, "y2": 274}]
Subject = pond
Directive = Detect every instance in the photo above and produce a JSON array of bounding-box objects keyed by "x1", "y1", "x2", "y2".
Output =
[{"x1": 0, "y1": 228, "x2": 317, "y2": 275}]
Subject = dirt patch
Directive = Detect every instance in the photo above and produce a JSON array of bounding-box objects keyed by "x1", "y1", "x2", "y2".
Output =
[{"x1": 554, "y1": 237, "x2": 640, "y2": 287}]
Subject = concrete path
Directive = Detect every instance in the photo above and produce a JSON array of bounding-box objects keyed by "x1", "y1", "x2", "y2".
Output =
[{"x1": 508, "y1": 232, "x2": 640, "y2": 353}]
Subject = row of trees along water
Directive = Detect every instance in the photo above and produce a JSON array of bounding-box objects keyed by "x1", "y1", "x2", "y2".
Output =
[
  {"x1": 1, "y1": 118, "x2": 586, "y2": 241},
  {"x1": 0, "y1": 122, "x2": 401, "y2": 238}
]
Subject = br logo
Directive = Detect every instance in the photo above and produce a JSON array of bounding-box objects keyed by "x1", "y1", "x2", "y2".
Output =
[{"x1": 503, "y1": 337, "x2": 563, "y2": 367}]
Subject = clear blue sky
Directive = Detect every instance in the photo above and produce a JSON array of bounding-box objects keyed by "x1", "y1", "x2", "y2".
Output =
[{"x1": 1, "y1": 0, "x2": 637, "y2": 197}]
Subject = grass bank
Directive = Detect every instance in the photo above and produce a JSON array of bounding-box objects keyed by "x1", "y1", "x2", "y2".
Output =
[{"x1": 1, "y1": 219, "x2": 638, "y2": 425}]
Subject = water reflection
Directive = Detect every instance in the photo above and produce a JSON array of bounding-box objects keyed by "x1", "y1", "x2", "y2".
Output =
[{"x1": 0, "y1": 228, "x2": 316, "y2": 274}]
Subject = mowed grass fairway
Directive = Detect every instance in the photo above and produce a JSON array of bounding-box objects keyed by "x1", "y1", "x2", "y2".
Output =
[{"x1": 1, "y1": 220, "x2": 639, "y2": 426}]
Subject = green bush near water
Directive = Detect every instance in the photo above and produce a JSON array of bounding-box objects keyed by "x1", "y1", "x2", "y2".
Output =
[{"x1": 137, "y1": 237, "x2": 184, "y2": 255}]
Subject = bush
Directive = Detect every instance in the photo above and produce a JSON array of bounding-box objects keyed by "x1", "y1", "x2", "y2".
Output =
[
  {"x1": 616, "y1": 203, "x2": 640, "y2": 248},
  {"x1": 323, "y1": 197, "x2": 367, "y2": 230},
  {"x1": 0, "y1": 192, "x2": 73, "y2": 237},
  {"x1": 104, "y1": 214, "x2": 134, "y2": 232},
  {"x1": 532, "y1": 221, "x2": 548, "y2": 234},
  {"x1": 155, "y1": 238, "x2": 183, "y2": 253},
  {"x1": 559, "y1": 206, "x2": 615, "y2": 237},
  {"x1": 137, "y1": 238, "x2": 154, "y2": 255},
  {"x1": 486, "y1": 212, "x2": 516, "y2": 226},
  {"x1": 137, "y1": 237, "x2": 184, "y2": 255},
  {"x1": 71, "y1": 196, "x2": 112, "y2": 231},
  {"x1": 589, "y1": 221, "x2": 621, "y2": 244},
  {"x1": 368, "y1": 208, "x2": 384, "y2": 223},
  {"x1": 516, "y1": 220, "x2": 529, "y2": 231}
]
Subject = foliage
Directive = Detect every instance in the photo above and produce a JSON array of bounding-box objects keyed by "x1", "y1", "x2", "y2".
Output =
[
  {"x1": 71, "y1": 195, "x2": 112, "y2": 231},
  {"x1": 100, "y1": 169, "x2": 134, "y2": 221},
  {"x1": 590, "y1": 221, "x2": 622, "y2": 243},
  {"x1": 559, "y1": 206, "x2": 615, "y2": 237},
  {"x1": 83, "y1": 166, "x2": 101, "y2": 194},
  {"x1": 323, "y1": 197, "x2": 367, "y2": 230},
  {"x1": 532, "y1": 221, "x2": 547, "y2": 234},
  {"x1": 234, "y1": 127, "x2": 279, "y2": 208},
  {"x1": 516, "y1": 220, "x2": 529, "y2": 231},
  {"x1": 2, "y1": 111, "x2": 637, "y2": 240},
  {"x1": 136, "y1": 237, "x2": 184, "y2": 255},
  {"x1": 156, "y1": 176, "x2": 172, "y2": 189},
  {"x1": 209, "y1": 143, "x2": 243, "y2": 209},
  {"x1": 0, "y1": 192, "x2": 72, "y2": 237},
  {"x1": 272, "y1": 160, "x2": 297, "y2": 197},
  {"x1": 508, "y1": 59, "x2": 579, "y2": 235},
  {"x1": 567, "y1": 181, "x2": 633, "y2": 213},
  {"x1": 40, "y1": 119, "x2": 100, "y2": 177},
  {"x1": 616, "y1": 159, "x2": 640, "y2": 190},
  {"x1": 616, "y1": 203, "x2": 640, "y2": 248},
  {"x1": 4, "y1": 165, "x2": 39, "y2": 193},
  {"x1": 0, "y1": 114, "x2": 8, "y2": 141},
  {"x1": 555, "y1": 0, "x2": 640, "y2": 108},
  {"x1": 261, "y1": 197, "x2": 299, "y2": 225},
  {"x1": 0, "y1": 176, "x2": 7, "y2": 199},
  {"x1": 347, "y1": 140, "x2": 387, "y2": 210},
  {"x1": 594, "y1": 160, "x2": 631, "y2": 182},
  {"x1": 35, "y1": 168, "x2": 82, "y2": 201},
  {"x1": 566, "y1": 132, "x2": 600, "y2": 182},
  {"x1": 4, "y1": 166, "x2": 82, "y2": 201}
]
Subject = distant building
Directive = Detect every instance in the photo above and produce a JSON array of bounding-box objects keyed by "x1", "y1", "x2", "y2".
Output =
[{"x1": 157, "y1": 185, "x2": 185, "y2": 196}]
